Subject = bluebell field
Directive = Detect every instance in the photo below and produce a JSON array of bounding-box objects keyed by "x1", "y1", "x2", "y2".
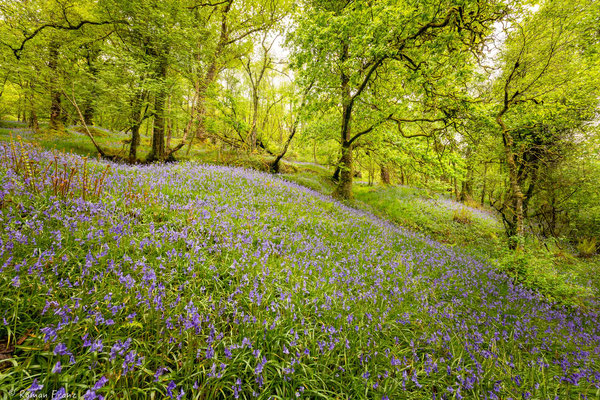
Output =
[{"x1": 0, "y1": 142, "x2": 599, "y2": 399}]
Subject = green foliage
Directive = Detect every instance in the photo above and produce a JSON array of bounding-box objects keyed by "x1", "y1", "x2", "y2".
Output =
[
  {"x1": 336, "y1": 182, "x2": 597, "y2": 307},
  {"x1": 483, "y1": 0, "x2": 600, "y2": 247},
  {"x1": 452, "y1": 208, "x2": 473, "y2": 225},
  {"x1": 495, "y1": 252, "x2": 593, "y2": 307},
  {"x1": 289, "y1": 0, "x2": 507, "y2": 197},
  {"x1": 577, "y1": 237, "x2": 598, "y2": 258},
  {"x1": 353, "y1": 185, "x2": 503, "y2": 255}
]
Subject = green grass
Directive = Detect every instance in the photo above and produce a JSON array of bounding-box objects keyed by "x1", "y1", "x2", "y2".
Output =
[
  {"x1": 0, "y1": 121, "x2": 28, "y2": 129},
  {"x1": 352, "y1": 185, "x2": 504, "y2": 255},
  {"x1": 280, "y1": 171, "x2": 336, "y2": 194},
  {"x1": 352, "y1": 184, "x2": 599, "y2": 305},
  {"x1": 0, "y1": 122, "x2": 234, "y2": 163}
]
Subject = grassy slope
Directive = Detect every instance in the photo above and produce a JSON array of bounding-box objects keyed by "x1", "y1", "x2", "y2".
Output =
[
  {"x1": 352, "y1": 185, "x2": 600, "y2": 302},
  {"x1": 1, "y1": 125, "x2": 599, "y2": 399},
  {"x1": 282, "y1": 171, "x2": 600, "y2": 306},
  {"x1": 0, "y1": 121, "x2": 224, "y2": 165}
]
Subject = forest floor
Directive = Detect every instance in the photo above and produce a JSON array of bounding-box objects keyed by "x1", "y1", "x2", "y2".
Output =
[{"x1": 1, "y1": 121, "x2": 599, "y2": 398}]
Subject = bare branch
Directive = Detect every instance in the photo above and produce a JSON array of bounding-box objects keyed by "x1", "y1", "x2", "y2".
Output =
[{"x1": 62, "y1": 85, "x2": 108, "y2": 158}]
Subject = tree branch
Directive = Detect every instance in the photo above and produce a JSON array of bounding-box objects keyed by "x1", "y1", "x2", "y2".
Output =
[
  {"x1": 9, "y1": 19, "x2": 127, "y2": 59},
  {"x1": 63, "y1": 86, "x2": 108, "y2": 159},
  {"x1": 187, "y1": 0, "x2": 230, "y2": 10}
]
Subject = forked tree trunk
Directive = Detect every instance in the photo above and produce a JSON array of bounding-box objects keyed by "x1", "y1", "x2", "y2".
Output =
[{"x1": 271, "y1": 118, "x2": 299, "y2": 173}]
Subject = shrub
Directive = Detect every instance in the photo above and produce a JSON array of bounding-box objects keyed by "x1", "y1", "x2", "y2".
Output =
[
  {"x1": 496, "y1": 252, "x2": 591, "y2": 306},
  {"x1": 465, "y1": 198, "x2": 481, "y2": 209},
  {"x1": 577, "y1": 237, "x2": 598, "y2": 258},
  {"x1": 452, "y1": 207, "x2": 473, "y2": 224}
]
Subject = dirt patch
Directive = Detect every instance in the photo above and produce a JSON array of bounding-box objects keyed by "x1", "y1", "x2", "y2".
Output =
[{"x1": 0, "y1": 330, "x2": 33, "y2": 371}]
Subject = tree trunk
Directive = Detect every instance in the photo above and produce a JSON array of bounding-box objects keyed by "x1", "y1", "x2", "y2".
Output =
[
  {"x1": 451, "y1": 161, "x2": 459, "y2": 200},
  {"x1": 332, "y1": 165, "x2": 340, "y2": 182},
  {"x1": 16, "y1": 93, "x2": 22, "y2": 122},
  {"x1": 185, "y1": 54, "x2": 218, "y2": 155},
  {"x1": 129, "y1": 123, "x2": 141, "y2": 162},
  {"x1": 333, "y1": 42, "x2": 354, "y2": 199},
  {"x1": 148, "y1": 56, "x2": 168, "y2": 162},
  {"x1": 249, "y1": 92, "x2": 259, "y2": 152},
  {"x1": 169, "y1": 85, "x2": 198, "y2": 159},
  {"x1": 48, "y1": 41, "x2": 63, "y2": 131},
  {"x1": 64, "y1": 89, "x2": 108, "y2": 159},
  {"x1": 380, "y1": 164, "x2": 391, "y2": 185},
  {"x1": 334, "y1": 141, "x2": 353, "y2": 198},
  {"x1": 399, "y1": 166, "x2": 405, "y2": 185},
  {"x1": 480, "y1": 162, "x2": 488, "y2": 206},
  {"x1": 150, "y1": 94, "x2": 167, "y2": 162},
  {"x1": 271, "y1": 115, "x2": 300, "y2": 173},
  {"x1": 192, "y1": 66, "x2": 216, "y2": 146},
  {"x1": 497, "y1": 113, "x2": 525, "y2": 250},
  {"x1": 166, "y1": 95, "x2": 173, "y2": 149},
  {"x1": 83, "y1": 46, "x2": 100, "y2": 125},
  {"x1": 460, "y1": 173, "x2": 473, "y2": 202},
  {"x1": 29, "y1": 108, "x2": 39, "y2": 133},
  {"x1": 83, "y1": 102, "x2": 94, "y2": 126},
  {"x1": 27, "y1": 85, "x2": 39, "y2": 132},
  {"x1": 522, "y1": 160, "x2": 538, "y2": 218},
  {"x1": 128, "y1": 90, "x2": 146, "y2": 162},
  {"x1": 460, "y1": 148, "x2": 474, "y2": 202},
  {"x1": 188, "y1": 1, "x2": 232, "y2": 154}
]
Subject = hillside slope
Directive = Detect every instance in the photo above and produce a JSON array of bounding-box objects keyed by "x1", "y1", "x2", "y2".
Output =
[{"x1": 1, "y1": 142, "x2": 599, "y2": 399}]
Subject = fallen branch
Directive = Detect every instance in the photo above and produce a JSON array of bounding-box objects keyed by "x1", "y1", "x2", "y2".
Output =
[{"x1": 63, "y1": 85, "x2": 109, "y2": 159}]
